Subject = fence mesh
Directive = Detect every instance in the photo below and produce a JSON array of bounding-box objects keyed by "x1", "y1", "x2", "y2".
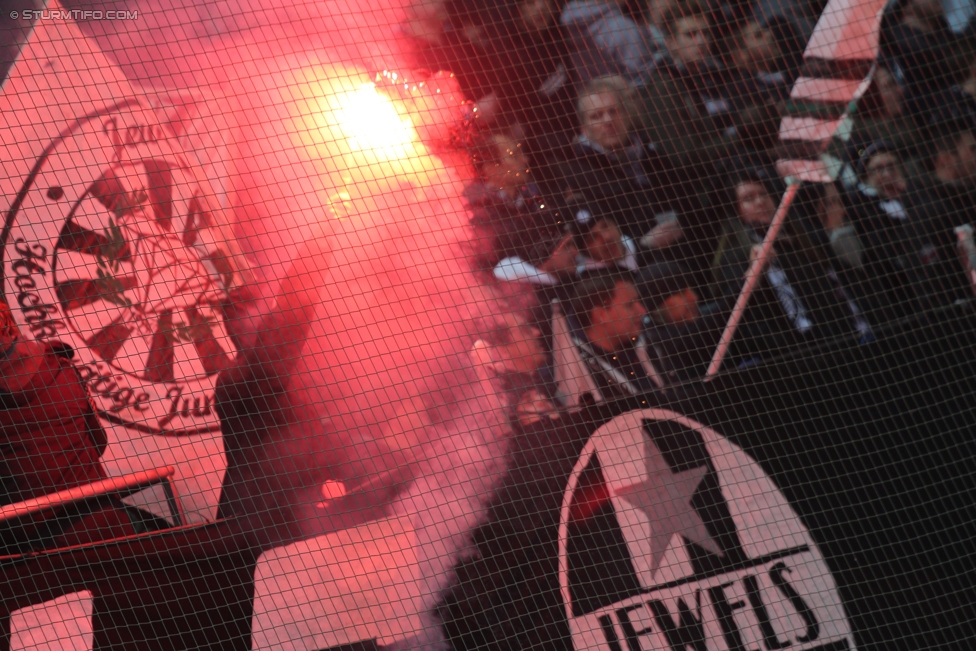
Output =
[{"x1": 0, "y1": 0, "x2": 974, "y2": 649}]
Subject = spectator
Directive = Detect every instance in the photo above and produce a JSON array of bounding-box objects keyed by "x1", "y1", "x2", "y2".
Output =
[
  {"x1": 471, "y1": 311, "x2": 560, "y2": 427},
  {"x1": 917, "y1": 118, "x2": 976, "y2": 222},
  {"x1": 837, "y1": 59, "x2": 920, "y2": 171},
  {"x1": 635, "y1": 0, "x2": 737, "y2": 166},
  {"x1": 405, "y1": 0, "x2": 481, "y2": 91},
  {"x1": 912, "y1": 118, "x2": 976, "y2": 303},
  {"x1": 725, "y1": 14, "x2": 796, "y2": 107},
  {"x1": 560, "y1": 0, "x2": 659, "y2": 84},
  {"x1": 845, "y1": 141, "x2": 936, "y2": 320},
  {"x1": 570, "y1": 213, "x2": 640, "y2": 274},
  {"x1": 557, "y1": 76, "x2": 694, "y2": 246},
  {"x1": 637, "y1": 262, "x2": 723, "y2": 383},
  {"x1": 492, "y1": 234, "x2": 580, "y2": 289},
  {"x1": 491, "y1": 209, "x2": 639, "y2": 289},
  {"x1": 462, "y1": 131, "x2": 578, "y2": 291},
  {"x1": 216, "y1": 235, "x2": 412, "y2": 546},
  {"x1": 880, "y1": 0, "x2": 965, "y2": 127},
  {"x1": 466, "y1": 131, "x2": 572, "y2": 281},
  {"x1": 467, "y1": 129, "x2": 543, "y2": 212},
  {"x1": 711, "y1": 170, "x2": 872, "y2": 362},
  {"x1": 715, "y1": 15, "x2": 802, "y2": 162},
  {"x1": 562, "y1": 271, "x2": 665, "y2": 401},
  {"x1": 0, "y1": 302, "x2": 163, "y2": 554},
  {"x1": 451, "y1": 0, "x2": 579, "y2": 168}
]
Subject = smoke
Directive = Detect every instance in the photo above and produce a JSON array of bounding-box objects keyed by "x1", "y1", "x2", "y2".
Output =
[{"x1": 71, "y1": 0, "x2": 516, "y2": 647}]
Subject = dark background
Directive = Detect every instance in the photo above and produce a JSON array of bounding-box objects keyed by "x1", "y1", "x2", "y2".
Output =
[
  {"x1": 444, "y1": 303, "x2": 976, "y2": 651},
  {"x1": 0, "y1": 299, "x2": 973, "y2": 651}
]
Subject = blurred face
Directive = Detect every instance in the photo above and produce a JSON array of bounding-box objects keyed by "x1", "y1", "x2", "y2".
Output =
[
  {"x1": 494, "y1": 313, "x2": 546, "y2": 374},
  {"x1": 519, "y1": 0, "x2": 556, "y2": 32},
  {"x1": 585, "y1": 220, "x2": 625, "y2": 262},
  {"x1": 737, "y1": 21, "x2": 780, "y2": 71},
  {"x1": 484, "y1": 134, "x2": 530, "y2": 193},
  {"x1": 592, "y1": 281, "x2": 648, "y2": 351},
  {"x1": 735, "y1": 181, "x2": 776, "y2": 227},
  {"x1": 580, "y1": 91, "x2": 629, "y2": 152},
  {"x1": 874, "y1": 67, "x2": 904, "y2": 118},
  {"x1": 669, "y1": 16, "x2": 710, "y2": 67},
  {"x1": 953, "y1": 131, "x2": 976, "y2": 183},
  {"x1": 819, "y1": 183, "x2": 847, "y2": 232},
  {"x1": 658, "y1": 288, "x2": 700, "y2": 325},
  {"x1": 908, "y1": 0, "x2": 942, "y2": 19},
  {"x1": 864, "y1": 152, "x2": 906, "y2": 199},
  {"x1": 646, "y1": 0, "x2": 674, "y2": 27}
]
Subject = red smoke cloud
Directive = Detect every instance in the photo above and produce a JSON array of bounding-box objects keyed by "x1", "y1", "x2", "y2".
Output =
[{"x1": 77, "y1": 1, "x2": 515, "y2": 646}]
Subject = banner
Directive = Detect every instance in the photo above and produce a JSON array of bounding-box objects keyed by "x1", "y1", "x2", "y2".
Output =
[
  {"x1": 562, "y1": 410, "x2": 853, "y2": 651},
  {"x1": 444, "y1": 308, "x2": 976, "y2": 651},
  {"x1": 0, "y1": 308, "x2": 973, "y2": 649},
  {"x1": 0, "y1": 2, "x2": 248, "y2": 523}
]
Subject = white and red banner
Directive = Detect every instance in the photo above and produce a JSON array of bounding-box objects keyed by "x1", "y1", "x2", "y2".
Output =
[{"x1": 0, "y1": 1, "x2": 248, "y2": 525}]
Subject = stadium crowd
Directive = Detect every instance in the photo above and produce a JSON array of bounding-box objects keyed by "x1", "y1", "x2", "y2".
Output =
[{"x1": 403, "y1": 0, "x2": 976, "y2": 410}]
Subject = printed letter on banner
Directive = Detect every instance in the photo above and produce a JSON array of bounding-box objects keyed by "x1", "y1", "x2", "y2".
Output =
[{"x1": 560, "y1": 409, "x2": 857, "y2": 651}]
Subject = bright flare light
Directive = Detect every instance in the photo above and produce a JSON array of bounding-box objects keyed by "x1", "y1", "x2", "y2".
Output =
[{"x1": 335, "y1": 83, "x2": 416, "y2": 158}]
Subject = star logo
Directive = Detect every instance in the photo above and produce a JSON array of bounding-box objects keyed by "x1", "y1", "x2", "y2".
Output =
[{"x1": 613, "y1": 437, "x2": 723, "y2": 576}]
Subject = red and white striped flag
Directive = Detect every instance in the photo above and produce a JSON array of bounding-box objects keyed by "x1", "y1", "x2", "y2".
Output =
[{"x1": 776, "y1": 0, "x2": 889, "y2": 182}]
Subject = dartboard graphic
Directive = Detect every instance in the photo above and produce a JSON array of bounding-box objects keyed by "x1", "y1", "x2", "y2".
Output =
[
  {"x1": 52, "y1": 159, "x2": 232, "y2": 384},
  {"x1": 2, "y1": 104, "x2": 242, "y2": 437}
]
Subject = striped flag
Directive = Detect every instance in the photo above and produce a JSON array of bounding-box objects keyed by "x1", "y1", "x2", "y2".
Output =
[{"x1": 776, "y1": 0, "x2": 889, "y2": 182}]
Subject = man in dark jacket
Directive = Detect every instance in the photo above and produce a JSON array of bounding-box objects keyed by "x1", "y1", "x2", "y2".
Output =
[
  {"x1": 214, "y1": 234, "x2": 411, "y2": 549},
  {"x1": 911, "y1": 118, "x2": 976, "y2": 304},
  {"x1": 846, "y1": 141, "x2": 942, "y2": 320},
  {"x1": 564, "y1": 271, "x2": 664, "y2": 403},
  {"x1": 881, "y1": 0, "x2": 965, "y2": 127},
  {"x1": 636, "y1": 0, "x2": 737, "y2": 167},
  {"x1": 466, "y1": 130, "x2": 568, "y2": 270},
  {"x1": 713, "y1": 170, "x2": 872, "y2": 362},
  {"x1": 557, "y1": 76, "x2": 695, "y2": 246}
]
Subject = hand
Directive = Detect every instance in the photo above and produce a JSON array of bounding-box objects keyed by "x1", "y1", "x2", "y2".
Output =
[
  {"x1": 538, "y1": 235, "x2": 578, "y2": 276},
  {"x1": 640, "y1": 220, "x2": 683, "y2": 250},
  {"x1": 749, "y1": 244, "x2": 775, "y2": 270}
]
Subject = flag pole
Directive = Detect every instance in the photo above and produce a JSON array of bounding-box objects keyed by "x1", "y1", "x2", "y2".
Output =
[{"x1": 705, "y1": 180, "x2": 801, "y2": 380}]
